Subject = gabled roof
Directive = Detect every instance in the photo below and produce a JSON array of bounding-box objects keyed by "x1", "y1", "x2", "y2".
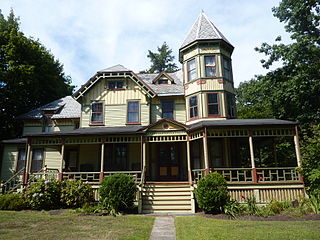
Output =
[
  {"x1": 138, "y1": 70, "x2": 184, "y2": 96},
  {"x1": 180, "y1": 12, "x2": 232, "y2": 49},
  {"x1": 152, "y1": 72, "x2": 175, "y2": 84},
  {"x1": 139, "y1": 118, "x2": 189, "y2": 132},
  {"x1": 98, "y1": 64, "x2": 131, "y2": 73},
  {"x1": 16, "y1": 96, "x2": 80, "y2": 120}
]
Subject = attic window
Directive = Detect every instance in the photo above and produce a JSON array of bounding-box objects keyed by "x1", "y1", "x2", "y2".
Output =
[
  {"x1": 108, "y1": 81, "x2": 124, "y2": 89},
  {"x1": 158, "y1": 79, "x2": 168, "y2": 84}
]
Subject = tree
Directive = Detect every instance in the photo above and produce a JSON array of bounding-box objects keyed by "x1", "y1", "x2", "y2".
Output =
[
  {"x1": 142, "y1": 42, "x2": 178, "y2": 73},
  {"x1": 0, "y1": 10, "x2": 74, "y2": 140}
]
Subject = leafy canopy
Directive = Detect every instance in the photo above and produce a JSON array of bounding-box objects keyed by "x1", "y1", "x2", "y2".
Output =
[
  {"x1": 142, "y1": 42, "x2": 178, "y2": 73},
  {"x1": 0, "y1": 9, "x2": 74, "y2": 140}
]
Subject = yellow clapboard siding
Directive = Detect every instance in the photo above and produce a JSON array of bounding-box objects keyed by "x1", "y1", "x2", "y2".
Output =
[
  {"x1": 0, "y1": 145, "x2": 19, "y2": 180},
  {"x1": 23, "y1": 126, "x2": 42, "y2": 135},
  {"x1": 44, "y1": 147, "x2": 61, "y2": 170}
]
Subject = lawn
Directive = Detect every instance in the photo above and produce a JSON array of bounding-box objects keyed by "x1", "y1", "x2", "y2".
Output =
[
  {"x1": 175, "y1": 216, "x2": 320, "y2": 240},
  {"x1": 0, "y1": 211, "x2": 154, "y2": 240}
]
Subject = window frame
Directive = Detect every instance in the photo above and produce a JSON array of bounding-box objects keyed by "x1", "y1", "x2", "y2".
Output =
[
  {"x1": 90, "y1": 101, "x2": 104, "y2": 125},
  {"x1": 16, "y1": 148, "x2": 26, "y2": 172},
  {"x1": 226, "y1": 92, "x2": 236, "y2": 118},
  {"x1": 189, "y1": 95, "x2": 198, "y2": 119},
  {"x1": 127, "y1": 100, "x2": 140, "y2": 124},
  {"x1": 204, "y1": 55, "x2": 216, "y2": 77},
  {"x1": 187, "y1": 58, "x2": 197, "y2": 82},
  {"x1": 161, "y1": 100, "x2": 174, "y2": 120},
  {"x1": 107, "y1": 80, "x2": 125, "y2": 90},
  {"x1": 207, "y1": 92, "x2": 220, "y2": 117},
  {"x1": 223, "y1": 57, "x2": 232, "y2": 81},
  {"x1": 31, "y1": 148, "x2": 44, "y2": 173}
]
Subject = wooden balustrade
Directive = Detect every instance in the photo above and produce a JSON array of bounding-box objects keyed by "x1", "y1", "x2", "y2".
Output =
[
  {"x1": 256, "y1": 167, "x2": 300, "y2": 182},
  {"x1": 212, "y1": 168, "x2": 253, "y2": 183}
]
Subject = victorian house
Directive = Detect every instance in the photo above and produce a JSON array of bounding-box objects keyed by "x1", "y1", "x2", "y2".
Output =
[{"x1": 1, "y1": 13, "x2": 305, "y2": 213}]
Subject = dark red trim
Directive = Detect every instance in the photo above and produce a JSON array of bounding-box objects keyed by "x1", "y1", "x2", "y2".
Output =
[
  {"x1": 89, "y1": 123, "x2": 105, "y2": 126},
  {"x1": 107, "y1": 88, "x2": 125, "y2": 91},
  {"x1": 126, "y1": 122, "x2": 141, "y2": 125}
]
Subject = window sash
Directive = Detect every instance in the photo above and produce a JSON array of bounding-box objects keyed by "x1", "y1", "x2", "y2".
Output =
[
  {"x1": 91, "y1": 102, "x2": 103, "y2": 124},
  {"x1": 108, "y1": 81, "x2": 124, "y2": 89},
  {"x1": 224, "y1": 58, "x2": 231, "y2": 80},
  {"x1": 187, "y1": 58, "x2": 197, "y2": 81},
  {"x1": 161, "y1": 101, "x2": 174, "y2": 119},
  {"x1": 227, "y1": 93, "x2": 235, "y2": 117},
  {"x1": 208, "y1": 93, "x2": 219, "y2": 116},
  {"x1": 127, "y1": 101, "x2": 139, "y2": 123},
  {"x1": 205, "y1": 56, "x2": 216, "y2": 77},
  {"x1": 31, "y1": 149, "x2": 43, "y2": 172},
  {"x1": 189, "y1": 96, "x2": 198, "y2": 119}
]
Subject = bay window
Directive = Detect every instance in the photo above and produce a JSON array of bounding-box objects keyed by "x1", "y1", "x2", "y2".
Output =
[
  {"x1": 207, "y1": 93, "x2": 219, "y2": 116},
  {"x1": 187, "y1": 58, "x2": 197, "y2": 81},
  {"x1": 189, "y1": 96, "x2": 198, "y2": 119},
  {"x1": 204, "y1": 55, "x2": 216, "y2": 77}
]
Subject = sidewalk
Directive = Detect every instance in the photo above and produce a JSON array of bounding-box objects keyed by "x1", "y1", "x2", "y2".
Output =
[{"x1": 149, "y1": 216, "x2": 176, "y2": 240}]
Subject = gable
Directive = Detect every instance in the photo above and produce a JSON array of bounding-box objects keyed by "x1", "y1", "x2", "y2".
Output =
[
  {"x1": 141, "y1": 118, "x2": 188, "y2": 132},
  {"x1": 152, "y1": 72, "x2": 175, "y2": 85}
]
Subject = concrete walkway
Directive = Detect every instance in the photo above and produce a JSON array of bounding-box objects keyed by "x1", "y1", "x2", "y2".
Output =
[{"x1": 149, "y1": 216, "x2": 176, "y2": 240}]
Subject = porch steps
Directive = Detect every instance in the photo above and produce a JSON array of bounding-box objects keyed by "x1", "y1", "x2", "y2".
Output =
[{"x1": 142, "y1": 182, "x2": 194, "y2": 214}]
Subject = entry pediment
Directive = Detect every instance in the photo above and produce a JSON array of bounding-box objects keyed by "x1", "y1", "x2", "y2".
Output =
[{"x1": 140, "y1": 118, "x2": 189, "y2": 132}]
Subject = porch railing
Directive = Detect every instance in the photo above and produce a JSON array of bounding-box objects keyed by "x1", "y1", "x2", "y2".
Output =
[
  {"x1": 62, "y1": 172, "x2": 100, "y2": 183},
  {"x1": 104, "y1": 171, "x2": 142, "y2": 184},
  {"x1": 256, "y1": 167, "x2": 300, "y2": 182},
  {"x1": 192, "y1": 167, "x2": 301, "y2": 184},
  {"x1": 28, "y1": 168, "x2": 59, "y2": 183}
]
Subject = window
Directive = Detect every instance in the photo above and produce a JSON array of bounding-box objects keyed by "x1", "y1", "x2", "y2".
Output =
[
  {"x1": 91, "y1": 102, "x2": 103, "y2": 124},
  {"x1": 158, "y1": 79, "x2": 168, "y2": 84},
  {"x1": 105, "y1": 144, "x2": 128, "y2": 171},
  {"x1": 127, "y1": 101, "x2": 139, "y2": 123},
  {"x1": 31, "y1": 149, "x2": 43, "y2": 172},
  {"x1": 189, "y1": 96, "x2": 198, "y2": 119},
  {"x1": 204, "y1": 56, "x2": 216, "y2": 77},
  {"x1": 42, "y1": 117, "x2": 54, "y2": 132},
  {"x1": 207, "y1": 93, "x2": 219, "y2": 116},
  {"x1": 161, "y1": 100, "x2": 174, "y2": 119},
  {"x1": 187, "y1": 58, "x2": 197, "y2": 81},
  {"x1": 227, "y1": 93, "x2": 236, "y2": 118},
  {"x1": 16, "y1": 149, "x2": 26, "y2": 171},
  {"x1": 108, "y1": 81, "x2": 124, "y2": 89},
  {"x1": 223, "y1": 58, "x2": 232, "y2": 80}
]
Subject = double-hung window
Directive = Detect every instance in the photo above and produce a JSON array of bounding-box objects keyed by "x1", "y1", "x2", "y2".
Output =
[
  {"x1": 16, "y1": 149, "x2": 26, "y2": 172},
  {"x1": 223, "y1": 58, "x2": 231, "y2": 80},
  {"x1": 187, "y1": 58, "x2": 197, "y2": 81},
  {"x1": 161, "y1": 101, "x2": 174, "y2": 119},
  {"x1": 204, "y1": 56, "x2": 216, "y2": 77},
  {"x1": 91, "y1": 102, "x2": 103, "y2": 124},
  {"x1": 127, "y1": 101, "x2": 140, "y2": 124},
  {"x1": 207, "y1": 93, "x2": 219, "y2": 116},
  {"x1": 189, "y1": 96, "x2": 198, "y2": 119},
  {"x1": 227, "y1": 93, "x2": 236, "y2": 118},
  {"x1": 31, "y1": 149, "x2": 43, "y2": 172}
]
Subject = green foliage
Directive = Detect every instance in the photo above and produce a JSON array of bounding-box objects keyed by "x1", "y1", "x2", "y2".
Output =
[
  {"x1": 0, "y1": 9, "x2": 74, "y2": 140},
  {"x1": 0, "y1": 193, "x2": 26, "y2": 210},
  {"x1": 244, "y1": 196, "x2": 259, "y2": 215},
  {"x1": 301, "y1": 124, "x2": 320, "y2": 194},
  {"x1": 308, "y1": 193, "x2": 320, "y2": 214},
  {"x1": 222, "y1": 199, "x2": 245, "y2": 218},
  {"x1": 267, "y1": 200, "x2": 291, "y2": 214},
  {"x1": 60, "y1": 180, "x2": 94, "y2": 208},
  {"x1": 24, "y1": 179, "x2": 61, "y2": 210},
  {"x1": 142, "y1": 42, "x2": 178, "y2": 73},
  {"x1": 195, "y1": 172, "x2": 229, "y2": 213},
  {"x1": 99, "y1": 174, "x2": 137, "y2": 215}
]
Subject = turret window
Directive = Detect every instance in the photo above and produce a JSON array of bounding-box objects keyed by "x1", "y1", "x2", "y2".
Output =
[
  {"x1": 204, "y1": 56, "x2": 216, "y2": 77},
  {"x1": 189, "y1": 96, "x2": 198, "y2": 119},
  {"x1": 187, "y1": 58, "x2": 197, "y2": 81},
  {"x1": 207, "y1": 93, "x2": 219, "y2": 116},
  {"x1": 227, "y1": 93, "x2": 236, "y2": 118},
  {"x1": 91, "y1": 102, "x2": 104, "y2": 124},
  {"x1": 223, "y1": 58, "x2": 231, "y2": 80}
]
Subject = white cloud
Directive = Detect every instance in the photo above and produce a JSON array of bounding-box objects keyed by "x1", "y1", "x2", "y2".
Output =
[{"x1": 2, "y1": 0, "x2": 290, "y2": 88}]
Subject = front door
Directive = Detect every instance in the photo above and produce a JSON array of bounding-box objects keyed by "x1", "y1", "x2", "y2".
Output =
[{"x1": 158, "y1": 143, "x2": 179, "y2": 180}]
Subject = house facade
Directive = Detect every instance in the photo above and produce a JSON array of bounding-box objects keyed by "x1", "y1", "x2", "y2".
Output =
[{"x1": 1, "y1": 13, "x2": 305, "y2": 213}]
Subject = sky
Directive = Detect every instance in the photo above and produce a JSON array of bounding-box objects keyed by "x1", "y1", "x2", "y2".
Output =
[{"x1": 1, "y1": 0, "x2": 291, "y2": 89}]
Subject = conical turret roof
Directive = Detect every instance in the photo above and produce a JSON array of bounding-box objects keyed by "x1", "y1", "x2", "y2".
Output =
[{"x1": 180, "y1": 12, "x2": 232, "y2": 49}]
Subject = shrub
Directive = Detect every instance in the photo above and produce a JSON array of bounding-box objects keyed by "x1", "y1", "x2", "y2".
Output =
[
  {"x1": 309, "y1": 193, "x2": 320, "y2": 214},
  {"x1": 99, "y1": 174, "x2": 137, "y2": 215},
  {"x1": 24, "y1": 179, "x2": 61, "y2": 210},
  {"x1": 61, "y1": 180, "x2": 94, "y2": 208},
  {"x1": 244, "y1": 196, "x2": 259, "y2": 215},
  {"x1": 267, "y1": 200, "x2": 291, "y2": 214},
  {"x1": 0, "y1": 193, "x2": 27, "y2": 210},
  {"x1": 223, "y1": 199, "x2": 245, "y2": 218},
  {"x1": 195, "y1": 172, "x2": 229, "y2": 213}
]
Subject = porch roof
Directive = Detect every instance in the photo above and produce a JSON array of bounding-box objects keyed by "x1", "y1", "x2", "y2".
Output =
[
  {"x1": 25, "y1": 126, "x2": 142, "y2": 137},
  {"x1": 1, "y1": 138, "x2": 27, "y2": 144},
  {"x1": 189, "y1": 119, "x2": 298, "y2": 131}
]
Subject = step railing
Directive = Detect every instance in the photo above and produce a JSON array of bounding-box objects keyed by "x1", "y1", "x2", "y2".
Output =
[
  {"x1": 191, "y1": 169, "x2": 206, "y2": 183},
  {"x1": 1, "y1": 167, "x2": 25, "y2": 194}
]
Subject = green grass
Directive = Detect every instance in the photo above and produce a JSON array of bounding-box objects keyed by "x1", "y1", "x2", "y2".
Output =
[
  {"x1": 175, "y1": 216, "x2": 320, "y2": 240},
  {"x1": 0, "y1": 211, "x2": 154, "y2": 240}
]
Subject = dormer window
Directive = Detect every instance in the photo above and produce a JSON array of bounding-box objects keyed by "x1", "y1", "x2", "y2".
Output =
[
  {"x1": 108, "y1": 81, "x2": 124, "y2": 90},
  {"x1": 158, "y1": 79, "x2": 168, "y2": 84},
  {"x1": 187, "y1": 58, "x2": 197, "y2": 81},
  {"x1": 204, "y1": 56, "x2": 216, "y2": 77}
]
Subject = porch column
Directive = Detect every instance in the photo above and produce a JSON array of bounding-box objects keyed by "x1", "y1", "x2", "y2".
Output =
[
  {"x1": 248, "y1": 131, "x2": 257, "y2": 183},
  {"x1": 100, "y1": 138, "x2": 105, "y2": 182},
  {"x1": 58, "y1": 139, "x2": 65, "y2": 182},
  {"x1": 203, "y1": 128, "x2": 210, "y2": 175},
  {"x1": 186, "y1": 136, "x2": 192, "y2": 184},
  {"x1": 23, "y1": 139, "x2": 31, "y2": 185},
  {"x1": 142, "y1": 137, "x2": 146, "y2": 176},
  {"x1": 294, "y1": 126, "x2": 302, "y2": 167}
]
